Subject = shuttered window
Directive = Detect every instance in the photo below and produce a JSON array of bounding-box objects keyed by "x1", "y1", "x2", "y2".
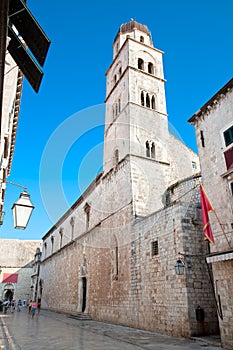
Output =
[{"x1": 224, "y1": 126, "x2": 233, "y2": 147}]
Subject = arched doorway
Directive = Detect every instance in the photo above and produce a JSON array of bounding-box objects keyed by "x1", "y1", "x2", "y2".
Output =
[
  {"x1": 3, "y1": 284, "x2": 14, "y2": 300},
  {"x1": 82, "y1": 277, "x2": 87, "y2": 312}
]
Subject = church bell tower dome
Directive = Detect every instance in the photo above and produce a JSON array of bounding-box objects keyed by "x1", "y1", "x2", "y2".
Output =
[{"x1": 113, "y1": 20, "x2": 153, "y2": 58}]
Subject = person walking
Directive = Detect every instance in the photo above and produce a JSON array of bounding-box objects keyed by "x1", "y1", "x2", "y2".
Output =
[
  {"x1": 31, "y1": 301, "x2": 37, "y2": 318},
  {"x1": 28, "y1": 300, "x2": 32, "y2": 314},
  {"x1": 37, "y1": 298, "x2": 41, "y2": 314}
]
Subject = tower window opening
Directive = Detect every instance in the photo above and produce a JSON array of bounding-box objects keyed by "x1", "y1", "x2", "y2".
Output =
[
  {"x1": 141, "y1": 91, "x2": 144, "y2": 106},
  {"x1": 119, "y1": 67, "x2": 122, "y2": 76},
  {"x1": 146, "y1": 93, "x2": 150, "y2": 108},
  {"x1": 151, "y1": 95, "x2": 155, "y2": 110},
  {"x1": 115, "y1": 103, "x2": 118, "y2": 116},
  {"x1": 140, "y1": 36, "x2": 144, "y2": 43},
  {"x1": 118, "y1": 98, "x2": 121, "y2": 113},
  {"x1": 115, "y1": 149, "x2": 119, "y2": 165},
  {"x1": 148, "y1": 62, "x2": 154, "y2": 74},
  {"x1": 151, "y1": 142, "x2": 155, "y2": 158},
  {"x1": 138, "y1": 58, "x2": 144, "y2": 70},
  {"x1": 114, "y1": 74, "x2": 117, "y2": 83},
  {"x1": 146, "y1": 141, "x2": 150, "y2": 157}
]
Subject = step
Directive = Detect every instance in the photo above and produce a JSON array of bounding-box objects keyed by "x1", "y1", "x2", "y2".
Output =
[{"x1": 68, "y1": 312, "x2": 91, "y2": 321}]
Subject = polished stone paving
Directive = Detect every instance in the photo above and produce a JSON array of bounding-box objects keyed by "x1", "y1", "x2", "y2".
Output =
[{"x1": 0, "y1": 309, "x2": 222, "y2": 350}]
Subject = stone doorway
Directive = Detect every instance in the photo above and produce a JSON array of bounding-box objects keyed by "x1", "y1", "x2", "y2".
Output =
[
  {"x1": 82, "y1": 277, "x2": 87, "y2": 312},
  {"x1": 3, "y1": 284, "x2": 14, "y2": 301}
]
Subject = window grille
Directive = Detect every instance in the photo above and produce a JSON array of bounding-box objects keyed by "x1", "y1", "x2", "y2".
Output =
[{"x1": 151, "y1": 240, "x2": 158, "y2": 256}]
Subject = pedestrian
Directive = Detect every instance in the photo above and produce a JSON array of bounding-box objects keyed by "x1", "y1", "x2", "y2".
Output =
[
  {"x1": 3, "y1": 300, "x2": 9, "y2": 314},
  {"x1": 28, "y1": 300, "x2": 32, "y2": 314},
  {"x1": 10, "y1": 300, "x2": 15, "y2": 313},
  {"x1": 37, "y1": 298, "x2": 41, "y2": 314},
  {"x1": 17, "y1": 299, "x2": 22, "y2": 312},
  {"x1": 31, "y1": 301, "x2": 37, "y2": 318}
]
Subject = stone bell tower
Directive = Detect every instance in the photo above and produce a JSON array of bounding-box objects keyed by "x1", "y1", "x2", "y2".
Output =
[{"x1": 103, "y1": 20, "x2": 199, "y2": 216}]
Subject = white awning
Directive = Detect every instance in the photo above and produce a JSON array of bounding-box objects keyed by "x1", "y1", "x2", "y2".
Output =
[{"x1": 206, "y1": 252, "x2": 233, "y2": 263}]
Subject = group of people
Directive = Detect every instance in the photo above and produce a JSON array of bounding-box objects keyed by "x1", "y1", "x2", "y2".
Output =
[
  {"x1": 28, "y1": 299, "x2": 41, "y2": 318},
  {"x1": 0, "y1": 298, "x2": 41, "y2": 316},
  {"x1": 1, "y1": 299, "x2": 23, "y2": 313}
]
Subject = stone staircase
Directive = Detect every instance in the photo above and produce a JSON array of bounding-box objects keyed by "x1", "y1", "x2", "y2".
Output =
[{"x1": 68, "y1": 312, "x2": 91, "y2": 321}]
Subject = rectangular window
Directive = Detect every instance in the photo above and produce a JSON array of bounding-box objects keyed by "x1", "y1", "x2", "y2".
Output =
[
  {"x1": 224, "y1": 147, "x2": 233, "y2": 170},
  {"x1": 223, "y1": 126, "x2": 233, "y2": 147},
  {"x1": 230, "y1": 182, "x2": 233, "y2": 196},
  {"x1": 200, "y1": 130, "x2": 205, "y2": 148},
  {"x1": 151, "y1": 240, "x2": 158, "y2": 256},
  {"x1": 192, "y1": 161, "x2": 197, "y2": 169}
]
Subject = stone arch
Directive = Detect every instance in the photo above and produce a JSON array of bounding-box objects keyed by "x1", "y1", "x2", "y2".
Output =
[{"x1": 3, "y1": 283, "x2": 14, "y2": 301}]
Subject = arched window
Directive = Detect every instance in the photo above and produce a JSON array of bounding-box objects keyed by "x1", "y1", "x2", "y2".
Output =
[
  {"x1": 70, "y1": 217, "x2": 75, "y2": 240},
  {"x1": 138, "y1": 58, "x2": 144, "y2": 70},
  {"x1": 59, "y1": 228, "x2": 63, "y2": 248},
  {"x1": 141, "y1": 91, "x2": 144, "y2": 106},
  {"x1": 118, "y1": 99, "x2": 121, "y2": 113},
  {"x1": 115, "y1": 149, "x2": 119, "y2": 165},
  {"x1": 119, "y1": 67, "x2": 122, "y2": 76},
  {"x1": 140, "y1": 36, "x2": 144, "y2": 43},
  {"x1": 113, "y1": 235, "x2": 119, "y2": 279},
  {"x1": 44, "y1": 242, "x2": 47, "y2": 258},
  {"x1": 146, "y1": 93, "x2": 150, "y2": 108},
  {"x1": 151, "y1": 95, "x2": 155, "y2": 110},
  {"x1": 151, "y1": 142, "x2": 155, "y2": 158},
  {"x1": 84, "y1": 203, "x2": 90, "y2": 231},
  {"x1": 148, "y1": 62, "x2": 154, "y2": 74},
  {"x1": 146, "y1": 141, "x2": 150, "y2": 157},
  {"x1": 115, "y1": 103, "x2": 118, "y2": 116},
  {"x1": 51, "y1": 236, "x2": 54, "y2": 254},
  {"x1": 114, "y1": 74, "x2": 117, "y2": 83}
]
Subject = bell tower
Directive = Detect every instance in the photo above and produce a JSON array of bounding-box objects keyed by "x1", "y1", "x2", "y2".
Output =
[
  {"x1": 103, "y1": 20, "x2": 198, "y2": 216},
  {"x1": 104, "y1": 20, "x2": 169, "y2": 173}
]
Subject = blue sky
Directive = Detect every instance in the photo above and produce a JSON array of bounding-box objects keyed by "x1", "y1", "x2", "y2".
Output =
[{"x1": 1, "y1": 0, "x2": 233, "y2": 240}]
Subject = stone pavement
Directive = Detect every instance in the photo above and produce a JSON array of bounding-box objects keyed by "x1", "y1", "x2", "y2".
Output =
[{"x1": 0, "y1": 309, "x2": 222, "y2": 350}]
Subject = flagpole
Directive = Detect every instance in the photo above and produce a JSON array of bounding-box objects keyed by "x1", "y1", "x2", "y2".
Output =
[
  {"x1": 212, "y1": 210, "x2": 232, "y2": 249},
  {"x1": 200, "y1": 184, "x2": 232, "y2": 248}
]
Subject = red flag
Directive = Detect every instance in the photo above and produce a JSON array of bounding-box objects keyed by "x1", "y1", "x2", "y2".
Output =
[{"x1": 200, "y1": 185, "x2": 215, "y2": 244}]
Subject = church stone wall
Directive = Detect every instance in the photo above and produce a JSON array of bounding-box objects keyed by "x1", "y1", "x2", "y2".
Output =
[{"x1": 40, "y1": 182, "x2": 218, "y2": 338}]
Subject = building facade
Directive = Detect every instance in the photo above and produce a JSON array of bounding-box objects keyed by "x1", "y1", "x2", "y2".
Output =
[
  {"x1": 0, "y1": 239, "x2": 42, "y2": 303},
  {"x1": 40, "y1": 21, "x2": 219, "y2": 338},
  {"x1": 0, "y1": 49, "x2": 23, "y2": 222},
  {"x1": 189, "y1": 78, "x2": 233, "y2": 349}
]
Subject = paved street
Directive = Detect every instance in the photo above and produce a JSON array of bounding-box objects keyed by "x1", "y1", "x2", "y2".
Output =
[{"x1": 0, "y1": 309, "x2": 221, "y2": 350}]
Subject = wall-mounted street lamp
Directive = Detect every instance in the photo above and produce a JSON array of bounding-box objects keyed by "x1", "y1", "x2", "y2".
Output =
[
  {"x1": 175, "y1": 259, "x2": 185, "y2": 275},
  {"x1": 175, "y1": 252, "x2": 192, "y2": 275},
  {"x1": 7, "y1": 180, "x2": 34, "y2": 229}
]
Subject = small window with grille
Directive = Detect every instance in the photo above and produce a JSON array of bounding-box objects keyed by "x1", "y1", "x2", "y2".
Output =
[{"x1": 151, "y1": 240, "x2": 158, "y2": 256}]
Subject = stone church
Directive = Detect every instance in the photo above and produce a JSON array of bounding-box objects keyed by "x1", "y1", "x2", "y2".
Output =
[{"x1": 40, "y1": 21, "x2": 219, "y2": 337}]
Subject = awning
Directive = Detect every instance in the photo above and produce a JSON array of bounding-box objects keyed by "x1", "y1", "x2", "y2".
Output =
[{"x1": 206, "y1": 252, "x2": 233, "y2": 263}]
